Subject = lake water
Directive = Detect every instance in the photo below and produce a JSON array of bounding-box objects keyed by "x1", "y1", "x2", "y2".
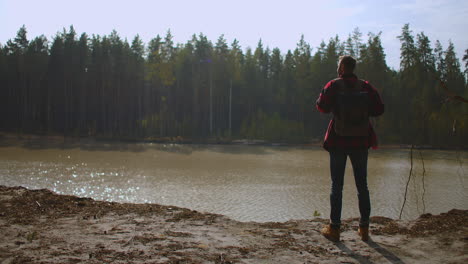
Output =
[{"x1": 0, "y1": 139, "x2": 467, "y2": 222}]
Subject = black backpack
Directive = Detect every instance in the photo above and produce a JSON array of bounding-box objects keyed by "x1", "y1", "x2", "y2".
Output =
[{"x1": 333, "y1": 78, "x2": 369, "y2": 136}]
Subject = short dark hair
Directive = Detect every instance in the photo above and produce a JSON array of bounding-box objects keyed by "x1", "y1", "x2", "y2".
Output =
[{"x1": 338, "y1": 55, "x2": 356, "y2": 72}]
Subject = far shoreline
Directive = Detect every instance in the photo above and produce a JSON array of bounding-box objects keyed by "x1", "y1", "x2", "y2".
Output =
[{"x1": 1, "y1": 132, "x2": 466, "y2": 151}]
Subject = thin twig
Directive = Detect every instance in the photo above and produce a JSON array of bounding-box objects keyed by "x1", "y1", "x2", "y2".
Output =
[
  {"x1": 400, "y1": 78, "x2": 464, "y2": 219},
  {"x1": 412, "y1": 162, "x2": 420, "y2": 214},
  {"x1": 418, "y1": 149, "x2": 426, "y2": 213},
  {"x1": 451, "y1": 118, "x2": 466, "y2": 188},
  {"x1": 400, "y1": 144, "x2": 414, "y2": 219},
  {"x1": 455, "y1": 148, "x2": 466, "y2": 189}
]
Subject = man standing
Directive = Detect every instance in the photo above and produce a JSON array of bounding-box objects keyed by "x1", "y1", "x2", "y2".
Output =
[{"x1": 316, "y1": 55, "x2": 384, "y2": 242}]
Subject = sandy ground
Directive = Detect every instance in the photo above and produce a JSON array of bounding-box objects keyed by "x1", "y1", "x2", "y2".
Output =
[{"x1": 0, "y1": 186, "x2": 466, "y2": 264}]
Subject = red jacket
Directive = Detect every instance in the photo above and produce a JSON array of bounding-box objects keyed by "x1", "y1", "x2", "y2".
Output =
[{"x1": 316, "y1": 74, "x2": 384, "y2": 151}]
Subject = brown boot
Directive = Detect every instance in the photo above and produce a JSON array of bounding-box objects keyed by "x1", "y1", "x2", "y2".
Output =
[
  {"x1": 321, "y1": 224, "x2": 340, "y2": 242},
  {"x1": 358, "y1": 226, "x2": 369, "y2": 241}
]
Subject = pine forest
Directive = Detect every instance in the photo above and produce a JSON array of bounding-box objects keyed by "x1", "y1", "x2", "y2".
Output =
[{"x1": 0, "y1": 24, "x2": 467, "y2": 147}]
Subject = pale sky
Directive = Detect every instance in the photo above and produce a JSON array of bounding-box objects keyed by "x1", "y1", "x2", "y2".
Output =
[{"x1": 1, "y1": 0, "x2": 467, "y2": 70}]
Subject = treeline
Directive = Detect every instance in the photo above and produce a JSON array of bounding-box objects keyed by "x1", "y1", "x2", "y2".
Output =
[{"x1": 0, "y1": 24, "x2": 466, "y2": 147}]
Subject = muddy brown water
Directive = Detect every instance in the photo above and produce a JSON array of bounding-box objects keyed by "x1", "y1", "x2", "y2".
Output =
[{"x1": 0, "y1": 139, "x2": 466, "y2": 222}]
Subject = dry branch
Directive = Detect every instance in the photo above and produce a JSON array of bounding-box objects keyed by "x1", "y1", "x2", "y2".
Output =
[{"x1": 438, "y1": 79, "x2": 468, "y2": 104}]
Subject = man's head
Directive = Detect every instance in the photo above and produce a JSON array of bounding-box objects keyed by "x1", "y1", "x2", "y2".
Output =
[{"x1": 337, "y1": 55, "x2": 356, "y2": 76}]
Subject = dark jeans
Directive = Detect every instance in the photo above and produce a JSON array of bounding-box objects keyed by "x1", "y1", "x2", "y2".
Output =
[{"x1": 329, "y1": 149, "x2": 370, "y2": 228}]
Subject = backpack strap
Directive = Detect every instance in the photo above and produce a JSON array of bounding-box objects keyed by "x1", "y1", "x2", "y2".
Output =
[
  {"x1": 353, "y1": 79, "x2": 364, "y2": 92},
  {"x1": 333, "y1": 78, "x2": 345, "y2": 92}
]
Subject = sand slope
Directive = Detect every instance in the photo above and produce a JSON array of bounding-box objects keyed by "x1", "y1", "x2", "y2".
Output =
[{"x1": 0, "y1": 185, "x2": 466, "y2": 264}]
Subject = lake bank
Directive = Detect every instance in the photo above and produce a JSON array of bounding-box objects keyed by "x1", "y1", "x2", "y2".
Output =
[{"x1": 0, "y1": 185, "x2": 466, "y2": 263}]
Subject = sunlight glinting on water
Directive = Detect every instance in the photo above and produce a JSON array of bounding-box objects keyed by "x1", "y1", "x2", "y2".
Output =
[{"x1": 1, "y1": 144, "x2": 467, "y2": 222}]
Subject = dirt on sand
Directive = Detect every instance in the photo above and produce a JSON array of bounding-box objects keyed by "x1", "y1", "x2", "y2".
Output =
[{"x1": 0, "y1": 185, "x2": 466, "y2": 264}]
